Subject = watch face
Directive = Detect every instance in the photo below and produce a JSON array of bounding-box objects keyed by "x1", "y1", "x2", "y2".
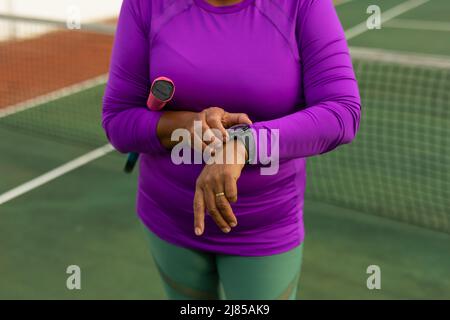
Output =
[{"x1": 151, "y1": 80, "x2": 174, "y2": 101}]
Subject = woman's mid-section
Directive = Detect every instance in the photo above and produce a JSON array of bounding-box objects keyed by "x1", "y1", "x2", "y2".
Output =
[{"x1": 102, "y1": 0, "x2": 361, "y2": 257}]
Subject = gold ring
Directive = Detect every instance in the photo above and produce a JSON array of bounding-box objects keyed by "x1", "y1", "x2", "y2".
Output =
[{"x1": 215, "y1": 192, "x2": 225, "y2": 197}]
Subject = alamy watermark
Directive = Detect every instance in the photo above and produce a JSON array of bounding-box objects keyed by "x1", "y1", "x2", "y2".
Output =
[
  {"x1": 66, "y1": 265, "x2": 81, "y2": 290},
  {"x1": 170, "y1": 121, "x2": 280, "y2": 175},
  {"x1": 66, "y1": 5, "x2": 81, "y2": 30},
  {"x1": 366, "y1": 265, "x2": 381, "y2": 290},
  {"x1": 367, "y1": 5, "x2": 382, "y2": 30}
]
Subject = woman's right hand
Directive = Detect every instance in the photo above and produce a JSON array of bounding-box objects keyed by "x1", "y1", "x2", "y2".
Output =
[{"x1": 157, "y1": 107, "x2": 252, "y2": 150}]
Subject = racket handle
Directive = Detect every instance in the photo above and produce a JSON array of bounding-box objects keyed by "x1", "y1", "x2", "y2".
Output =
[
  {"x1": 124, "y1": 152, "x2": 140, "y2": 173},
  {"x1": 147, "y1": 76, "x2": 175, "y2": 111},
  {"x1": 124, "y1": 77, "x2": 175, "y2": 173}
]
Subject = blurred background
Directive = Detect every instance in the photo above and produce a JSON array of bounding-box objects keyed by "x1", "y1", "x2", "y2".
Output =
[{"x1": 0, "y1": 0, "x2": 449, "y2": 299}]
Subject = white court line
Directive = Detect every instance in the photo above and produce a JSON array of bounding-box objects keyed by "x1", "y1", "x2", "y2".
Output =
[
  {"x1": 0, "y1": 144, "x2": 114, "y2": 205},
  {"x1": 345, "y1": 0, "x2": 430, "y2": 40},
  {"x1": 0, "y1": 74, "x2": 112, "y2": 205},
  {"x1": 385, "y1": 18, "x2": 450, "y2": 32},
  {"x1": 0, "y1": 74, "x2": 108, "y2": 119}
]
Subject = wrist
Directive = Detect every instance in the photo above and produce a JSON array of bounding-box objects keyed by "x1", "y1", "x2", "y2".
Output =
[
  {"x1": 212, "y1": 139, "x2": 246, "y2": 167},
  {"x1": 226, "y1": 124, "x2": 254, "y2": 165},
  {"x1": 233, "y1": 139, "x2": 248, "y2": 164}
]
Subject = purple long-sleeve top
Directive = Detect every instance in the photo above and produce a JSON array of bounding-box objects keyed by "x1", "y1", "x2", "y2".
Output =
[{"x1": 102, "y1": 0, "x2": 361, "y2": 256}]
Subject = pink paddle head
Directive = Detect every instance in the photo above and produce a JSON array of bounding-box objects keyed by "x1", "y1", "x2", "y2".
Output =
[{"x1": 147, "y1": 76, "x2": 175, "y2": 111}]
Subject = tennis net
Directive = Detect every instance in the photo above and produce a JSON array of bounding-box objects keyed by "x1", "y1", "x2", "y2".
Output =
[
  {"x1": 0, "y1": 14, "x2": 115, "y2": 147},
  {"x1": 306, "y1": 47, "x2": 450, "y2": 234}
]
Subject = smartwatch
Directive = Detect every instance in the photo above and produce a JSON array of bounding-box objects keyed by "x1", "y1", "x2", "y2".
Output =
[{"x1": 226, "y1": 124, "x2": 256, "y2": 165}]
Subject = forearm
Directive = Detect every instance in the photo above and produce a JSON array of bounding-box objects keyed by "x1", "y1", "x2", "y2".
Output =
[
  {"x1": 102, "y1": 105, "x2": 166, "y2": 154},
  {"x1": 156, "y1": 111, "x2": 196, "y2": 149},
  {"x1": 250, "y1": 97, "x2": 360, "y2": 162},
  {"x1": 245, "y1": 0, "x2": 361, "y2": 163}
]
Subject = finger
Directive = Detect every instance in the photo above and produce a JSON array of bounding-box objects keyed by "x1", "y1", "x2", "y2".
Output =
[
  {"x1": 212, "y1": 176, "x2": 237, "y2": 227},
  {"x1": 203, "y1": 186, "x2": 232, "y2": 233},
  {"x1": 215, "y1": 194, "x2": 237, "y2": 227},
  {"x1": 203, "y1": 127, "x2": 217, "y2": 145},
  {"x1": 224, "y1": 174, "x2": 238, "y2": 203},
  {"x1": 193, "y1": 188, "x2": 205, "y2": 236},
  {"x1": 191, "y1": 130, "x2": 208, "y2": 152},
  {"x1": 224, "y1": 113, "x2": 253, "y2": 127},
  {"x1": 201, "y1": 126, "x2": 218, "y2": 158},
  {"x1": 190, "y1": 113, "x2": 211, "y2": 151},
  {"x1": 207, "y1": 115, "x2": 228, "y2": 142},
  {"x1": 205, "y1": 106, "x2": 225, "y2": 117}
]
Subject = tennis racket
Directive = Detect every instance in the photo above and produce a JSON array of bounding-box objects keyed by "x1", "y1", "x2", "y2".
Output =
[{"x1": 124, "y1": 77, "x2": 175, "y2": 173}]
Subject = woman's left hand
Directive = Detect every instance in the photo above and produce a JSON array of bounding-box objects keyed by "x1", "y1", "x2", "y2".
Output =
[{"x1": 193, "y1": 140, "x2": 248, "y2": 236}]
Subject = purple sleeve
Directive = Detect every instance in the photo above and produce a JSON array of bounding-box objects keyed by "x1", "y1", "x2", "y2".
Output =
[
  {"x1": 102, "y1": 0, "x2": 166, "y2": 154},
  {"x1": 250, "y1": 0, "x2": 361, "y2": 162}
]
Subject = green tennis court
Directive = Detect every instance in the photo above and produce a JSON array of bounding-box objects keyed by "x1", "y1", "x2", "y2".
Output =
[{"x1": 1, "y1": 0, "x2": 449, "y2": 299}]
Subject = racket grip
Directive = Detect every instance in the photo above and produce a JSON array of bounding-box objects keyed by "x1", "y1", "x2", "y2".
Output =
[
  {"x1": 147, "y1": 76, "x2": 175, "y2": 111},
  {"x1": 147, "y1": 95, "x2": 166, "y2": 111},
  {"x1": 124, "y1": 152, "x2": 140, "y2": 173},
  {"x1": 124, "y1": 77, "x2": 174, "y2": 174}
]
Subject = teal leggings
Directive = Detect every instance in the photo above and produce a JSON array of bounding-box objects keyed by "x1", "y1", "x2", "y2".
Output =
[{"x1": 145, "y1": 229, "x2": 304, "y2": 300}]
